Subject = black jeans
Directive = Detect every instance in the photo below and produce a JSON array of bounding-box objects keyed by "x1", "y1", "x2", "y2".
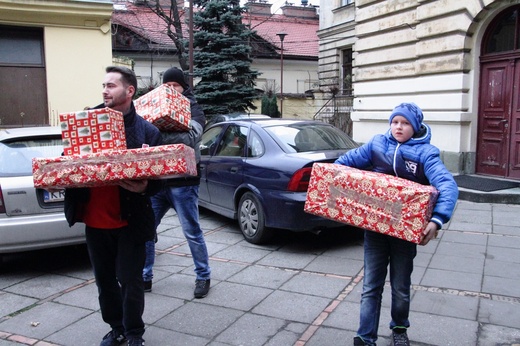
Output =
[{"x1": 85, "y1": 226, "x2": 146, "y2": 339}]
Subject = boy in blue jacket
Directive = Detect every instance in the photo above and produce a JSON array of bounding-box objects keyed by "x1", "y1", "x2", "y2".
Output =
[{"x1": 335, "y1": 103, "x2": 458, "y2": 346}]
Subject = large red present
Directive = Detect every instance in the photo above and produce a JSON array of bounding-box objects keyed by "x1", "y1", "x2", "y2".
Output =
[
  {"x1": 32, "y1": 144, "x2": 196, "y2": 189},
  {"x1": 304, "y1": 163, "x2": 439, "y2": 244},
  {"x1": 60, "y1": 108, "x2": 126, "y2": 155},
  {"x1": 134, "y1": 84, "x2": 191, "y2": 132}
]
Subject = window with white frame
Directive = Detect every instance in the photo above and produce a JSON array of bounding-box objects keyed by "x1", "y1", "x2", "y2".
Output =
[{"x1": 341, "y1": 0, "x2": 354, "y2": 6}]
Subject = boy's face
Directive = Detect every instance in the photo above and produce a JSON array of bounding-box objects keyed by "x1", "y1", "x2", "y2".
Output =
[
  {"x1": 165, "y1": 81, "x2": 184, "y2": 94},
  {"x1": 390, "y1": 115, "x2": 414, "y2": 143}
]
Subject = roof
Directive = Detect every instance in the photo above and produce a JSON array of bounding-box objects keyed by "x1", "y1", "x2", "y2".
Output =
[
  {"x1": 247, "y1": 14, "x2": 318, "y2": 59},
  {"x1": 111, "y1": 3, "x2": 318, "y2": 60},
  {"x1": 112, "y1": 4, "x2": 177, "y2": 50}
]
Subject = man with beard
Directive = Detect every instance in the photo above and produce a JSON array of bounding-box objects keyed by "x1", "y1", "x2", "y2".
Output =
[{"x1": 65, "y1": 66, "x2": 162, "y2": 346}]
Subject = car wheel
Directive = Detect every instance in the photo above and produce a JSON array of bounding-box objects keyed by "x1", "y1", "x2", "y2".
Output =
[{"x1": 238, "y1": 192, "x2": 272, "y2": 244}]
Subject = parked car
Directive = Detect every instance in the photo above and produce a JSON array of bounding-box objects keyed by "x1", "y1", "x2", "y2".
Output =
[
  {"x1": 198, "y1": 118, "x2": 359, "y2": 244},
  {"x1": 0, "y1": 126, "x2": 85, "y2": 261},
  {"x1": 205, "y1": 113, "x2": 271, "y2": 128}
]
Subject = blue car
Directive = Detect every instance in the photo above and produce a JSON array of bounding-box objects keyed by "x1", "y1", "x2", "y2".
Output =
[{"x1": 199, "y1": 118, "x2": 359, "y2": 244}]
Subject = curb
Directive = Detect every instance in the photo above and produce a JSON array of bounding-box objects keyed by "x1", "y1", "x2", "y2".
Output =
[{"x1": 458, "y1": 189, "x2": 520, "y2": 205}]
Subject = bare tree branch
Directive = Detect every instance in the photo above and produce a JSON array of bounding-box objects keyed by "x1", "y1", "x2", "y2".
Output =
[{"x1": 147, "y1": 0, "x2": 189, "y2": 70}]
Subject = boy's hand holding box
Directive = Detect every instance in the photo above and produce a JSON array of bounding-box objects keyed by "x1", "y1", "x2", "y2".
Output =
[
  {"x1": 134, "y1": 84, "x2": 191, "y2": 132},
  {"x1": 304, "y1": 163, "x2": 439, "y2": 244}
]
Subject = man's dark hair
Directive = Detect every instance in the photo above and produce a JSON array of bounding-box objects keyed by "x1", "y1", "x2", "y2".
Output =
[{"x1": 106, "y1": 66, "x2": 137, "y2": 95}]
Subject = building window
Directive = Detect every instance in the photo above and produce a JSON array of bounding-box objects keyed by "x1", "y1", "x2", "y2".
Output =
[
  {"x1": 342, "y1": 48, "x2": 353, "y2": 95},
  {"x1": 341, "y1": 0, "x2": 354, "y2": 6},
  {"x1": 0, "y1": 26, "x2": 44, "y2": 66},
  {"x1": 483, "y1": 5, "x2": 520, "y2": 54}
]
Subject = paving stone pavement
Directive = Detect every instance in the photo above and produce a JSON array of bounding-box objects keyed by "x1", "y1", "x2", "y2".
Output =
[{"x1": 0, "y1": 200, "x2": 519, "y2": 346}]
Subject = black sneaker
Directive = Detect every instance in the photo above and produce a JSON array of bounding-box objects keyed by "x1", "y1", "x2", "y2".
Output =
[
  {"x1": 391, "y1": 330, "x2": 410, "y2": 346},
  {"x1": 144, "y1": 280, "x2": 152, "y2": 293},
  {"x1": 100, "y1": 330, "x2": 126, "y2": 346},
  {"x1": 194, "y1": 279, "x2": 210, "y2": 298},
  {"x1": 127, "y1": 337, "x2": 145, "y2": 346},
  {"x1": 353, "y1": 336, "x2": 366, "y2": 345}
]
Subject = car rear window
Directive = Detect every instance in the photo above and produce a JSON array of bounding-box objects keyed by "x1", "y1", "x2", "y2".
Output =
[
  {"x1": 0, "y1": 137, "x2": 63, "y2": 176},
  {"x1": 264, "y1": 123, "x2": 358, "y2": 153}
]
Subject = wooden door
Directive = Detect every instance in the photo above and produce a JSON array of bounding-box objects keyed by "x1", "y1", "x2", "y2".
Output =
[
  {"x1": 0, "y1": 66, "x2": 48, "y2": 127},
  {"x1": 0, "y1": 25, "x2": 47, "y2": 127},
  {"x1": 477, "y1": 60, "x2": 514, "y2": 177},
  {"x1": 509, "y1": 59, "x2": 520, "y2": 179}
]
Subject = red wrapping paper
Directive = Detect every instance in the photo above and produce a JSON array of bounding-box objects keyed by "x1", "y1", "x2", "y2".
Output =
[
  {"x1": 60, "y1": 108, "x2": 126, "y2": 155},
  {"x1": 32, "y1": 144, "x2": 196, "y2": 189},
  {"x1": 304, "y1": 163, "x2": 439, "y2": 244},
  {"x1": 134, "y1": 84, "x2": 191, "y2": 132}
]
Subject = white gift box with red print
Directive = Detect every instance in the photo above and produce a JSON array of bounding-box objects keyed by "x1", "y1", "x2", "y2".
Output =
[
  {"x1": 60, "y1": 108, "x2": 127, "y2": 155},
  {"x1": 134, "y1": 84, "x2": 191, "y2": 132},
  {"x1": 304, "y1": 163, "x2": 439, "y2": 244},
  {"x1": 32, "y1": 144, "x2": 196, "y2": 189}
]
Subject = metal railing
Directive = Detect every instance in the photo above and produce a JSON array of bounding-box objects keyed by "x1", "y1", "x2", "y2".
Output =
[{"x1": 313, "y1": 95, "x2": 353, "y2": 136}]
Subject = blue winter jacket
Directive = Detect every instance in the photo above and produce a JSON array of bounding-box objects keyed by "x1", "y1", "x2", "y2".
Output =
[{"x1": 334, "y1": 124, "x2": 458, "y2": 229}]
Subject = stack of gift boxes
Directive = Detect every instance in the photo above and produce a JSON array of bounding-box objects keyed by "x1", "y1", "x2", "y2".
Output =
[
  {"x1": 33, "y1": 85, "x2": 195, "y2": 189},
  {"x1": 304, "y1": 163, "x2": 439, "y2": 244}
]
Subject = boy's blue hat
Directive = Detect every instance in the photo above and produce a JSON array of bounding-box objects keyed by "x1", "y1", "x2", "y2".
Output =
[{"x1": 389, "y1": 102, "x2": 423, "y2": 133}]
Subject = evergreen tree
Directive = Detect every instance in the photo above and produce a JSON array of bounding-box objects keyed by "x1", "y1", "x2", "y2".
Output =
[
  {"x1": 261, "y1": 94, "x2": 279, "y2": 118},
  {"x1": 192, "y1": 0, "x2": 260, "y2": 116}
]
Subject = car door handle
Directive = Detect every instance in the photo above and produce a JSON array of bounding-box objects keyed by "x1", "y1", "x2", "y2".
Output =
[{"x1": 230, "y1": 167, "x2": 239, "y2": 173}]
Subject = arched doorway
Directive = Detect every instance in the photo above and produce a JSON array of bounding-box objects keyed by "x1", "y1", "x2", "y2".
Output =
[{"x1": 478, "y1": 5, "x2": 520, "y2": 180}]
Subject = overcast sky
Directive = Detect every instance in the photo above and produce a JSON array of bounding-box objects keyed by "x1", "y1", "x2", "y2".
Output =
[{"x1": 240, "y1": 0, "x2": 315, "y2": 14}]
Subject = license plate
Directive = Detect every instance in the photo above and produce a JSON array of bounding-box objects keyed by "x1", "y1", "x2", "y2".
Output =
[{"x1": 43, "y1": 189, "x2": 65, "y2": 203}]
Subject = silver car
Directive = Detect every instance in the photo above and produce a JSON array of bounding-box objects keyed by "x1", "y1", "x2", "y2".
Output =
[{"x1": 0, "y1": 126, "x2": 84, "y2": 259}]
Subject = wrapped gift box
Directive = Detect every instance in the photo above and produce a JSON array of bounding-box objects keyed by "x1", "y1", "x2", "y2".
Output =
[
  {"x1": 134, "y1": 84, "x2": 191, "y2": 132},
  {"x1": 33, "y1": 144, "x2": 196, "y2": 189},
  {"x1": 304, "y1": 163, "x2": 439, "y2": 244},
  {"x1": 60, "y1": 108, "x2": 126, "y2": 155}
]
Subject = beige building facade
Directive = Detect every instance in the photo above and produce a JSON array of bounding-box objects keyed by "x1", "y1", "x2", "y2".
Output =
[
  {"x1": 0, "y1": 0, "x2": 113, "y2": 126},
  {"x1": 318, "y1": 0, "x2": 520, "y2": 179}
]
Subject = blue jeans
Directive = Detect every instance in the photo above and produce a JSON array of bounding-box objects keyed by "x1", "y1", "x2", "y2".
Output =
[
  {"x1": 143, "y1": 185, "x2": 211, "y2": 282},
  {"x1": 357, "y1": 231, "x2": 417, "y2": 345}
]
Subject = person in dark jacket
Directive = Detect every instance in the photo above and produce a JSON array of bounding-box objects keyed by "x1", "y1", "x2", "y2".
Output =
[
  {"x1": 335, "y1": 103, "x2": 458, "y2": 346},
  {"x1": 142, "y1": 67, "x2": 211, "y2": 298},
  {"x1": 64, "y1": 66, "x2": 162, "y2": 346}
]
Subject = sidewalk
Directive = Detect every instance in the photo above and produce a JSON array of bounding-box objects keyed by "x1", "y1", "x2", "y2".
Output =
[{"x1": 0, "y1": 197, "x2": 519, "y2": 346}]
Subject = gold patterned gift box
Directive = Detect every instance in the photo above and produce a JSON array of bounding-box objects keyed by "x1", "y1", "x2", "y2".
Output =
[
  {"x1": 60, "y1": 108, "x2": 127, "y2": 155},
  {"x1": 134, "y1": 84, "x2": 191, "y2": 132},
  {"x1": 304, "y1": 163, "x2": 439, "y2": 244},
  {"x1": 32, "y1": 144, "x2": 196, "y2": 189}
]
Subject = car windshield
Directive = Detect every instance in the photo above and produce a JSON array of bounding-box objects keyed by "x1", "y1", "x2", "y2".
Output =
[
  {"x1": 0, "y1": 137, "x2": 63, "y2": 176},
  {"x1": 264, "y1": 123, "x2": 358, "y2": 153}
]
